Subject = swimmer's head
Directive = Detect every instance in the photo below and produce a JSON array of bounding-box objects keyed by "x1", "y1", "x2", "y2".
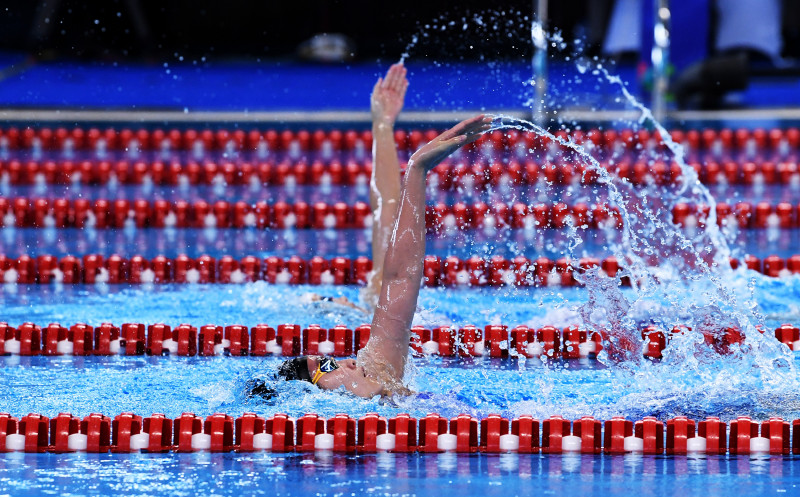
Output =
[
  {"x1": 245, "y1": 357, "x2": 313, "y2": 401},
  {"x1": 245, "y1": 357, "x2": 312, "y2": 401},
  {"x1": 274, "y1": 355, "x2": 384, "y2": 398},
  {"x1": 276, "y1": 356, "x2": 313, "y2": 382}
]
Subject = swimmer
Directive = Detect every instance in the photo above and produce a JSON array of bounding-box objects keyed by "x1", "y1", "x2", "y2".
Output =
[
  {"x1": 308, "y1": 63, "x2": 408, "y2": 312},
  {"x1": 299, "y1": 292, "x2": 368, "y2": 313},
  {"x1": 251, "y1": 114, "x2": 492, "y2": 399}
]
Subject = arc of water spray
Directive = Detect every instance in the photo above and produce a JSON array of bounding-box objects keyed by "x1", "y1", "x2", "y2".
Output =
[
  {"x1": 486, "y1": 75, "x2": 774, "y2": 362},
  {"x1": 392, "y1": 9, "x2": 785, "y2": 369}
]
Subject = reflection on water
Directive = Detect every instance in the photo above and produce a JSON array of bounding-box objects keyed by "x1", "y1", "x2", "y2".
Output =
[
  {"x1": 0, "y1": 452, "x2": 798, "y2": 497},
  {"x1": 2, "y1": 276, "x2": 800, "y2": 422}
]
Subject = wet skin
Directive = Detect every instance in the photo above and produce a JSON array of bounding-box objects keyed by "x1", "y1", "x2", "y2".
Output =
[
  {"x1": 292, "y1": 115, "x2": 492, "y2": 399},
  {"x1": 306, "y1": 356, "x2": 384, "y2": 398}
]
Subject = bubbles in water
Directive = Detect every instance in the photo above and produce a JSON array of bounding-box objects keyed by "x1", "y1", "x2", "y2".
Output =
[{"x1": 393, "y1": 8, "x2": 800, "y2": 418}]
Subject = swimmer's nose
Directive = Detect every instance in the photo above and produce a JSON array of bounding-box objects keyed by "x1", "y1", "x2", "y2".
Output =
[{"x1": 342, "y1": 359, "x2": 357, "y2": 369}]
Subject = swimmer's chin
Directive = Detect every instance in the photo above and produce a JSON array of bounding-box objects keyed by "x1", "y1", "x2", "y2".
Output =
[{"x1": 323, "y1": 383, "x2": 415, "y2": 401}]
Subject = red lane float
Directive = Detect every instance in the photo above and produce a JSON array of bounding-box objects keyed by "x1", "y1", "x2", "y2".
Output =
[
  {"x1": 672, "y1": 201, "x2": 800, "y2": 230},
  {"x1": 1, "y1": 321, "x2": 798, "y2": 359},
  {"x1": 4, "y1": 158, "x2": 800, "y2": 190},
  {"x1": 666, "y1": 416, "x2": 695, "y2": 455},
  {"x1": 2, "y1": 411, "x2": 800, "y2": 455},
  {"x1": 12, "y1": 197, "x2": 800, "y2": 231},
  {"x1": 604, "y1": 416, "x2": 633, "y2": 454},
  {"x1": 0, "y1": 196, "x2": 786, "y2": 233},
  {"x1": 0, "y1": 197, "x2": 619, "y2": 231},
  {"x1": 0, "y1": 253, "x2": 796, "y2": 287},
  {"x1": 0, "y1": 254, "x2": 373, "y2": 286},
  {"x1": 111, "y1": 413, "x2": 143, "y2": 453},
  {"x1": 1, "y1": 127, "x2": 370, "y2": 154},
  {"x1": 2, "y1": 126, "x2": 798, "y2": 158}
]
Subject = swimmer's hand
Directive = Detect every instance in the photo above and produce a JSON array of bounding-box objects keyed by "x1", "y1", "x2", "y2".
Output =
[
  {"x1": 371, "y1": 63, "x2": 408, "y2": 126},
  {"x1": 409, "y1": 115, "x2": 492, "y2": 172}
]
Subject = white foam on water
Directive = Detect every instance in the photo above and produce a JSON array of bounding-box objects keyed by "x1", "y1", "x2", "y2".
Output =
[{"x1": 380, "y1": 16, "x2": 800, "y2": 420}]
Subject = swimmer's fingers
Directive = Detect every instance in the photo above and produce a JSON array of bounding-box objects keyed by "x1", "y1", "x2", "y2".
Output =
[
  {"x1": 445, "y1": 129, "x2": 484, "y2": 147},
  {"x1": 440, "y1": 115, "x2": 492, "y2": 141},
  {"x1": 390, "y1": 65, "x2": 408, "y2": 93},
  {"x1": 373, "y1": 65, "x2": 408, "y2": 123},
  {"x1": 410, "y1": 117, "x2": 490, "y2": 169},
  {"x1": 382, "y1": 65, "x2": 398, "y2": 89},
  {"x1": 441, "y1": 115, "x2": 489, "y2": 139},
  {"x1": 439, "y1": 133, "x2": 477, "y2": 152},
  {"x1": 384, "y1": 63, "x2": 405, "y2": 90},
  {"x1": 397, "y1": 76, "x2": 409, "y2": 99}
]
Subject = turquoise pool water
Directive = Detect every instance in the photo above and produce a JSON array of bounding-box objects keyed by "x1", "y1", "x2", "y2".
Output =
[
  {"x1": 2, "y1": 451, "x2": 799, "y2": 497},
  {"x1": 2, "y1": 274, "x2": 800, "y2": 421},
  {"x1": 2, "y1": 277, "x2": 800, "y2": 495}
]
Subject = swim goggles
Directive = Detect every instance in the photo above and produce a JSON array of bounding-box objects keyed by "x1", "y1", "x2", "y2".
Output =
[{"x1": 311, "y1": 357, "x2": 340, "y2": 385}]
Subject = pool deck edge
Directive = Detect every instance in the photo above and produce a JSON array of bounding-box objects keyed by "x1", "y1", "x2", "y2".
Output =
[{"x1": 2, "y1": 108, "x2": 800, "y2": 124}]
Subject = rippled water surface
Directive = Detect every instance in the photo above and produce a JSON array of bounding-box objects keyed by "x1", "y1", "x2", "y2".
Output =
[
  {"x1": 2, "y1": 273, "x2": 800, "y2": 422},
  {"x1": 3, "y1": 21, "x2": 800, "y2": 493},
  {"x1": 2, "y1": 452, "x2": 800, "y2": 497}
]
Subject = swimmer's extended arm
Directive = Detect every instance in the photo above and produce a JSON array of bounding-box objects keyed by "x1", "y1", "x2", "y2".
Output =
[
  {"x1": 368, "y1": 63, "x2": 407, "y2": 297},
  {"x1": 364, "y1": 115, "x2": 492, "y2": 381}
]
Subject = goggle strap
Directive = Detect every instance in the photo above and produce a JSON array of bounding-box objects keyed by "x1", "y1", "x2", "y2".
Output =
[{"x1": 310, "y1": 358, "x2": 340, "y2": 385}]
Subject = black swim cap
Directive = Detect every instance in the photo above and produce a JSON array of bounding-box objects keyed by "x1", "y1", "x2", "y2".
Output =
[
  {"x1": 246, "y1": 357, "x2": 313, "y2": 401},
  {"x1": 244, "y1": 378, "x2": 277, "y2": 400},
  {"x1": 277, "y1": 356, "x2": 312, "y2": 383}
]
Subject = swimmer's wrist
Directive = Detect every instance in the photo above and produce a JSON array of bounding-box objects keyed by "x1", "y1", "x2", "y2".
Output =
[
  {"x1": 407, "y1": 156, "x2": 436, "y2": 174},
  {"x1": 372, "y1": 117, "x2": 395, "y2": 130}
]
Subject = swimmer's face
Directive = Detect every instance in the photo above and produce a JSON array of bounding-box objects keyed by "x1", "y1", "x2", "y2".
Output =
[{"x1": 307, "y1": 357, "x2": 383, "y2": 398}]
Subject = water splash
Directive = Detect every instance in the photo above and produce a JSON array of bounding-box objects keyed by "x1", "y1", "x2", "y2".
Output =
[
  {"x1": 398, "y1": 10, "x2": 531, "y2": 64},
  {"x1": 460, "y1": 28, "x2": 800, "y2": 422},
  {"x1": 1, "y1": 11, "x2": 796, "y2": 424},
  {"x1": 393, "y1": 10, "x2": 799, "y2": 414},
  {"x1": 488, "y1": 109, "x2": 788, "y2": 363}
]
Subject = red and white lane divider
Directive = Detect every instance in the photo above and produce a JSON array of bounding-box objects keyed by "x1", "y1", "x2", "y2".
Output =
[
  {"x1": 1, "y1": 253, "x2": 799, "y2": 286},
  {"x1": 1, "y1": 321, "x2": 798, "y2": 358},
  {"x1": 0, "y1": 254, "x2": 372, "y2": 285},
  {"x1": 1, "y1": 126, "x2": 798, "y2": 155},
  {"x1": 4, "y1": 158, "x2": 800, "y2": 189},
  {"x1": 427, "y1": 200, "x2": 800, "y2": 232},
  {"x1": 0, "y1": 411, "x2": 797, "y2": 455},
  {"x1": 0, "y1": 159, "x2": 373, "y2": 188},
  {"x1": 673, "y1": 201, "x2": 800, "y2": 230},
  {"x1": 0, "y1": 197, "x2": 372, "y2": 230},
  {"x1": 8, "y1": 197, "x2": 800, "y2": 231},
  {"x1": 428, "y1": 159, "x2": 800, "y2": 189},
  {"x1": 0, "y1": 127, "x2": 374, "y2": 156}
]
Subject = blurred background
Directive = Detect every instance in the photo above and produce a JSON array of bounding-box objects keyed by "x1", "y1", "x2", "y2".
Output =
[
  {"x1": 0, "y1": 0, "x2": 797, "y2": 61},
  {"x1": 0, "y1": 0, "x2": 798, "y2": 116}
]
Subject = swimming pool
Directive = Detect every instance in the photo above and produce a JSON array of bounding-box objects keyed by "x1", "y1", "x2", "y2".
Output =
[{"x1": 3, "y1": 123, "x2": 800, "y2": 497}]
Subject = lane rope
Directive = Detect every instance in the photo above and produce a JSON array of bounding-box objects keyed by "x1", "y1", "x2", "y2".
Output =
[
  {"x1": 0, "y1": 253, "x2": 797, "y2": 286},
  {"x1": 2, "y1": 321, "x2": 798, "y2": 358},
  {"x1": 4, "y1": 197, "x2": 800, "y2": 230},
  {"x1": 1, "y1": 126, "x2": 798, "y2": 153},
  {"x1": 0, "y1": 411, "x2": 796, "y2": 455},
  {"x1": 3, "y1": 158, "x2": 799, "y2": 188}
]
